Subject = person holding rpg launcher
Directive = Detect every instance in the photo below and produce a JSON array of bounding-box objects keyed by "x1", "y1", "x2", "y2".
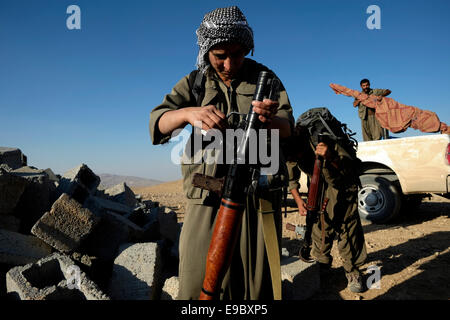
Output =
[
  {"x1": 149, "y1": 6, "x2": 294, "y2": 299},
  {"x1": 286, "y1": 115, "x2": 367, "y2": 293}
]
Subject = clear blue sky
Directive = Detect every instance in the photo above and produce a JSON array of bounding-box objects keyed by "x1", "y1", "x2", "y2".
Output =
[{"x1": 1, "y1": 0, "x2": 449, "y2": 181}]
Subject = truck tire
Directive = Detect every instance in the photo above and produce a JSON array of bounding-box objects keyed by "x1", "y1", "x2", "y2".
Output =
[{"x1": 358, "y1": 174, "x2": 402, "y2": 224}]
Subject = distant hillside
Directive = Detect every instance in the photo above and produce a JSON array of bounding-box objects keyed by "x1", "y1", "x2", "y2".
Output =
[
  {"x1": 131, "y1": 179, "x2": 184, "y2": 195},
  {"x1": 98, "y1": 173, "x2": 163, "y2": 189}
]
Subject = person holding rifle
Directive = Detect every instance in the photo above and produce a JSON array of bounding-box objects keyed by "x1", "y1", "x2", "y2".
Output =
[
  {"x1": 285, "y1": 120, "x2": 367, "y2": 293},
  {"x1": 149, "y1": 6, "x2": 294, "y2": 300}
]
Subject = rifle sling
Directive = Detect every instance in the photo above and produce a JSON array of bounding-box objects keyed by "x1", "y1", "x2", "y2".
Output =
[
  {"x1": 317, "y1": 113, "x2": 338, "y2": 139},
  {"x1": 259, "y1": 198, "x2": 282, "y2": 300},
  {"x1": 318, "y1": 185, "x2": 328, "y2": 256},
  {"x1": 320, "y1": 211, "x2": 326, "y2": 255}
]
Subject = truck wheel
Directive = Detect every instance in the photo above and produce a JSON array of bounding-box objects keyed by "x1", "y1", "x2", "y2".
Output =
[{"x1": 358, "y1": 174, "x2": 402, "y2": 224}]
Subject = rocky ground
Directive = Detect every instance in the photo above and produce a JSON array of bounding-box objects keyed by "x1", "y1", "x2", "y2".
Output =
[
  {"x1": 133, "y1": 181, "x2": 450, "y2": 300},
  {"x1": 298, "y1": 194, "x2": 450, "y2": 300}
]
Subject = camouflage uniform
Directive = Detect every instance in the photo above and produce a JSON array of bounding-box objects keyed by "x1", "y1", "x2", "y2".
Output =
[
  {"x1": 286, "y1": 141, "x2": 367, "y2": 274},
  {"x1": 149, "y1": 58, "x2": 294, "y2": 299},
  {"x1": 354, "y1": 88, "x2": 390, "y2": 141}
]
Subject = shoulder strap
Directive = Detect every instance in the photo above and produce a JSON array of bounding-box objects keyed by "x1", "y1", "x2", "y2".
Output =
[
  {"x1": 317, "y1": 113, "x2": 338, "y2": 139},
  {"x1": 259, "y1": 198, "x2": 282, "y2": 300},
  {"x1": 188, "y1": 70, "x2": 206, "y2": 106}
]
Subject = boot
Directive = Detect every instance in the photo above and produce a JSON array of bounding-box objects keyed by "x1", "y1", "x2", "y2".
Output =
[{"x1": 346, "y1": 270, "x2": 364, "y2": 293}]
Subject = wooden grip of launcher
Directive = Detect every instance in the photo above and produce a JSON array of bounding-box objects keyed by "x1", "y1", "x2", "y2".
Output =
[
  {"x1": 306, "y1": 156, "x2": 323, "y2": 211},
  {"x1": 198, "y1": 199, "x2": 244, "y2": 300}
]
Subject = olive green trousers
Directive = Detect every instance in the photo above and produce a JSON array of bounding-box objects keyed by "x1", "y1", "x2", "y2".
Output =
[
  {"x1": 178, "y1": 195, "x2": 282, "y2": 300},
  {"x1": 361, "y1": 113, "x2": 383, "y2": 141},
  {"x1": 310, "y1": 187, "x2": 367, "y2": 274}
]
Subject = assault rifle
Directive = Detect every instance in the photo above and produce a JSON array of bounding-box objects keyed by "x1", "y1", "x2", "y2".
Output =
[{"x1": 192, "y1": 71, "x2": 280, "y2": 300}]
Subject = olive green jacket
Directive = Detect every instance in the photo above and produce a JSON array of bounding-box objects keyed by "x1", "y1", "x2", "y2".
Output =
[
  {"x1": 354, "y1": 88, "x2": 389, "y2": 120},
  {"x1": 149, "y1": 59, "x2": 294, "y2": 204}
]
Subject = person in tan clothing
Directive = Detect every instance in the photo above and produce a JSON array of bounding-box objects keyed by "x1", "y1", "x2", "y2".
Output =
[{"x1": 149, "y1": 6, "x2": 294, "y2": 300}]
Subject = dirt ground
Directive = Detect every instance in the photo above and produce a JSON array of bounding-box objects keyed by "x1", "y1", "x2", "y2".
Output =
[{"x1": 133, "y1": 181, "x2": 450, "y2": 300}]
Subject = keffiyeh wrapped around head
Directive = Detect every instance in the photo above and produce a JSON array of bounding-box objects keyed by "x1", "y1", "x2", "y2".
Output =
[{"x1": 195, "y1": 6, "x2": 254, "y2": 74}]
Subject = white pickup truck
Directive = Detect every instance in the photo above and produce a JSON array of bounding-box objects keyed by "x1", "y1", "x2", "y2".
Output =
[
  {"x1": 355, "y1": 134, "x2": 450, "y2": 223},
  {"x1": 297, "y1": 134, "x2": 450, "y2": 223}
]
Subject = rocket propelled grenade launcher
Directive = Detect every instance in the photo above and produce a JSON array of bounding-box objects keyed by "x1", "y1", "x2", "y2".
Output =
[{"x1": 197, "y1": 71, "x2": 280, "y2": 300}]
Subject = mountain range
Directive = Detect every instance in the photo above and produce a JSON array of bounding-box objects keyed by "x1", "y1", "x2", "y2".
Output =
[{"x1": 98, "y1": 173, "x2": 163, "y2": 189}]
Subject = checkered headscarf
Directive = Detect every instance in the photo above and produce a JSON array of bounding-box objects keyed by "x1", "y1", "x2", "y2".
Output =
[{"x1": 195, "y1": 6, "x2": 254, "y2": 74}]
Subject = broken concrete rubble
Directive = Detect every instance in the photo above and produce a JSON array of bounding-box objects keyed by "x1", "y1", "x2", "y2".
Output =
[
  {"x1": 104, "y1": 182, "x2": 138, "y2": 208},
  {"x1": 57, "y1": 163, "x2": 100, "y2": 203},
  {"x1": 161, "y1": 276, "x2": 179, "y2": 300},
  {"x1": 0, "y1": 229, "x2": 52, "y2": 266},
  {"x1": 0, "y1": 147, "x2": 27, "y2": 170},
  {"x1": 85, "y1": 195, "x2": 133, "y2": 216},
  {"x1": 108, "y1": 242, "x2": 164, "y2": 300},
  {"x1": 0, "y1": 215, "x2": 21, "y2": 232},
  {"x1": 80, "y1": 208, "x2": 144, "y2": 261},
  {"x1": 80, "y1": 195, "x2": 159, "y2": 261},
  {"x1": 12, "y1": 166, "x2": 57, "y2": 233},
  {"x1": 6, "y1": 253, "x2": 110, "y2": 300},
  {"x1": 157, "y1": 206, "x2": 181, "y2": 244},
  {"x1": 128, "y1": 205, "x2": 157, "y2": 228},
  {"x1": 31, "y1": 193, "x2": 101, "y2": 253},
  {"x1": 0, "y1": 155, "x2": 185, "y2": 300},
  {"x1": 0, "y1": 147, "x2": 320, "y2": 300},
  {"x1": 154, "y1": 206, "x2": 182, "y2": 261},
  {"x1": 0, "y1": 170, "x2": 28, "y2": 216}
]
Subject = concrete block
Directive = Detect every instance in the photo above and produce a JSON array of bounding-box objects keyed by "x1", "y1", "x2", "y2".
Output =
[
  {"x1": 103, "y1": 183, "x2": 138, "y2": 208},
  {"x1": 157, "y1": 206, "x2": 181, "y2": 244},
  {"x1": 161, "y1": 276, "x2": 179, "y2": 300},
  {"x1": 0, "y1": 147, "x2": 27, "y2": 170},
  {"x1": 127, "y1": 206, "x2": 151, "y2": 226},
  {"x1": 85, "y1": 195, "x2": 132, "y2": 216},
  {"x1": 57, "y1": 164, "x2": 100, "y2": 203},
  {"x1": 143, "y1": 200, "x2": 158, "y2": 209},
  {"x1": 0, "y1": 215, "x2": 21, "y2": 232},
  {"x1": 127, "y1": 207, "x2": 159, "y2": 241},
  {"x1": 0, "y1": 164, "x2": 12, "y2": 172},
  {"x1": 0, "y1": 170, "x2": 28, "y2": 216},
  {"x1": 81, "y1": 195, "x2": 161, "y2": 260},
  {"x1": 81, "y1": 208, "x2": 144, "y2": 261},
  {"x1": 0, "y1": 229, "x2": 52, "y2": 266},
  {"x1": 6, "y1": 253, "x2": 110, "y2": 300},
  {"x1": 12, "y1": 166, "x2": 57, "y2": 233},
  {"x1": 108, "y1": 242, "x2": 164, "y2": 300},
  {"x1": 62, "y1": 164, "x2": 100, "y2": 191},
  {"x1": 70, "y1": 252, "x2": 95, "y2": 269},
  {"x1": 281, "y1": 254, "x2": 320, "y2": 300},
  {"x1": 69, "y1": 251, "x2": 112, "y2": 290},
  {"x1": 31, "y1": 193, "x2": 100, "y2": 253},
  {"x1": 43, "y1": 168, "x2": 60, "y2": 183}
]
